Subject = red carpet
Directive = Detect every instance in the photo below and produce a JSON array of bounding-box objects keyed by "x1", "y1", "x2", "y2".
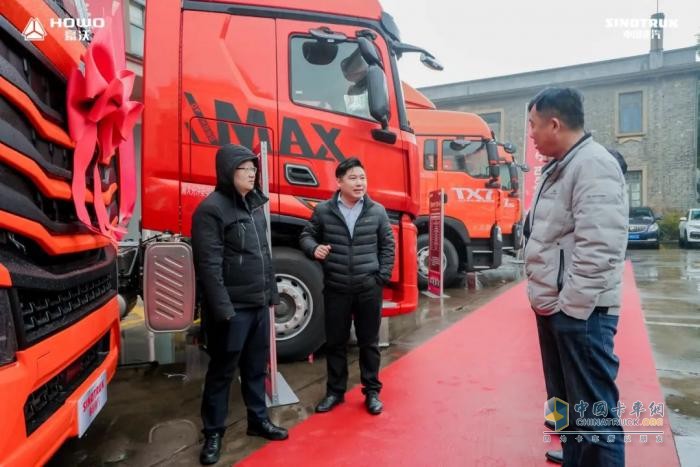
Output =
[{"x1": 240, "y1": 263, "x2": 679, "y2": 466}]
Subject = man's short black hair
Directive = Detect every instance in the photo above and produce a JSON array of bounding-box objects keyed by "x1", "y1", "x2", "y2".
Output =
[
  {"x1": 528, "y1": 87, "x2": 584, "y2": 130},
  {"x1": 335, "y1": 157, "x2": 364, "y2": 178}
]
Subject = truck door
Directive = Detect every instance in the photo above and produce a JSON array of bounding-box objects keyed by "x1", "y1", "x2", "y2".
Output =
[
  {"x1": 179, "y1": 11, "x2": 279, "y2": 235},
  {"x1": 438, "y1": 138, "x2": 498, "y2": 240},
  {"x1": 274, "y1": 19, "x2": 409, "y2": 216}
]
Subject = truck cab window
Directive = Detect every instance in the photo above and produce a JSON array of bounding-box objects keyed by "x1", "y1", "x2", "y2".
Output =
[
  {"x1": 290, "y1": 37, "x2": 373, "y2": 120},
  {"x1": 442, "y1": 140, "x2": 489, "y2": 178}
]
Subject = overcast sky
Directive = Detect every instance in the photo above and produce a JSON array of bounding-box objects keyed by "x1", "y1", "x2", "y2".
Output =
[{"x1": 380, "y1": 0, "x2": 700, "y2": 88}]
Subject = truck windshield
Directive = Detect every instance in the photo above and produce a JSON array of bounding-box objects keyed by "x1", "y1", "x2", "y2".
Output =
[
  {"x1": 442, "y1": 139, "x2": 489, "y2": 178},
  {"x1": 290, "y1": 38, "x2": 373, "y2": 120}
]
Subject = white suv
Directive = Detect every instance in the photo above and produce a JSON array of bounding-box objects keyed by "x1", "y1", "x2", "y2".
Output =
[{"x1": 678, "y1": 209, "x2": 700, "y2": 248}]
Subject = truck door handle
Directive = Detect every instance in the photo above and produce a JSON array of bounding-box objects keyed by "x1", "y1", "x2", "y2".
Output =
[{"x1": 285, "y1": 164, "x2": 318, "y2": 187}]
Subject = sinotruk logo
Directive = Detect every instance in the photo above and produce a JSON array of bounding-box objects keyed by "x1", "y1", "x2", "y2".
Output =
[
  {"x1": 545, "y1": 397, "x2": 569, "y2": 431},
  {"x1": 22, "y1": 17, "x2": 47, "y2": 41}
]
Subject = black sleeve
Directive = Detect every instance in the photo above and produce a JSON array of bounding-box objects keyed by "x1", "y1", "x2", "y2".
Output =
[
  {"x1": 300, "y1": 206, "x2": 323, "y2": 259},
  {"x1": 376, "y1": 208, "x2": 395, "y2": 284},
  {"x1": 191, "y1": 205, "x2": 236, "y2": 321}
]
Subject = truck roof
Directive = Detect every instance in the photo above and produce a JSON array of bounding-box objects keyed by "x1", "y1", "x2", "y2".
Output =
[
  {"x1": 408, "y1": 108, "x2": 492, "y2": 139},
  {"x1": 402, "y1": 82, "x2": 436, "y2": 109},
  {"x1": 205, "y1": 0, "x2": 383, "y2": 20}
]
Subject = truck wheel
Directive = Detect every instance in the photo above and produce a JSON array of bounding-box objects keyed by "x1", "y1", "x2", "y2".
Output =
[
  {"x1": 416, "y1": 234, "x2": 459, "y2": 290},
  {"x1": 272, "y1": 247, "x2": 325, "y2": 361}
]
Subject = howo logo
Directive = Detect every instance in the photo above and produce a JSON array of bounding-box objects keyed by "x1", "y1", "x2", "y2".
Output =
[
  {"x1": 22, "y1": 17, "x2": 47, "y2": 41},
  {"x1": 451, "y1": 187, "x2": 497, "y2": 202},
  {"x1": 50, "y1": 17, "x2": 105, "y2": 29}
]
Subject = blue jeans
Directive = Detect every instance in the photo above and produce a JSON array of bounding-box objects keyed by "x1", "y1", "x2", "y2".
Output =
[{"x1": 536, "y1": 309, "x2": 625, "y2": 467}]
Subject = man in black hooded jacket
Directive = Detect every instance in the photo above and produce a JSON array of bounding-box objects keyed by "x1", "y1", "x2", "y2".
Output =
[{"x1": 191, "y1": 144, "x2": 288, "y2": 465}]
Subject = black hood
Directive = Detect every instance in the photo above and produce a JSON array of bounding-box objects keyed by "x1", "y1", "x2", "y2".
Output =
[{"x1": 215, "y1": 144, "x2": 259, "y2": 197}]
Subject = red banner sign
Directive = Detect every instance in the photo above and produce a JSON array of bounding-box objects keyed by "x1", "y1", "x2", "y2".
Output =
[{"x1": 428, "y1": 189, "x2": 444, "y2": 296}]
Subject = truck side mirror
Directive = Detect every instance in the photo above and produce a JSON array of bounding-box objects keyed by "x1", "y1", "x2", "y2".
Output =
[
  {"x1": 502, "y1": 142, "x2": 517, "y2": 154},
  {"x1": 143, "y1": 240, "x2": 196, "y2": 332},
  {"x1": 420, "y1": 53, "x2": 443, "y2": 71},
  {"x1": 485, "y1": 140, "x2": 500, "y2": 179},
  {"x1": 357, "y1": 36, "x2": 383, "y2": 69},
  {"x1": 367, "y1": 65, "x2": 396, "y2": 144},
  {"x1": 508, "y1": 163, "x2": 519, "y2": 193}
]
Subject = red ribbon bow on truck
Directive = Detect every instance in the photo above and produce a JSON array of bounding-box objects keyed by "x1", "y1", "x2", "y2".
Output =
[{"x1": 67, "y1": 20, "x2": 142, "y2": 241}]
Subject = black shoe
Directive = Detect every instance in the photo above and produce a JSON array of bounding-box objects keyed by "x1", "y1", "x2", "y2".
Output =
[
  {"x1": 545, "y1": 449, "x2": 563, "y2": 464},
  {"x1": 315, "y1": 394, "x2": 344, "y2": 413},
  {"x1": 199, "y1": 433, "x2": 222, "y2": 465},
  {"x1": 365, "y1": 392, "x2": 383, "y2": 415},
  {"x1": 247, "y1": 419, "x2": 289, "y2": 441},
  {"x1": 544, "y1": 420, "x2": 555, "y2": 430}
]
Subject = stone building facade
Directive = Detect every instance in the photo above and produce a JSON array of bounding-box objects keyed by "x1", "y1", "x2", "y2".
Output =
[{"x1": 420, "y1": 46, "x2": 700, "y2": 214}]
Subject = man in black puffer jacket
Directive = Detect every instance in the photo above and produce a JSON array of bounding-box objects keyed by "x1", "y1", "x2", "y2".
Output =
[
  {"x1": 300, "y1": 157, "x2": 395, "y2": 416},
  {"x1": 191, "y1": 144, "x2": 287, "y2": 465}
]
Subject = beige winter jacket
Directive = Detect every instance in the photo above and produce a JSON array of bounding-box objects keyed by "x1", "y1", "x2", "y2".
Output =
[{"x1": 524, "y1": 135, "x2": 628, "y2": 320}]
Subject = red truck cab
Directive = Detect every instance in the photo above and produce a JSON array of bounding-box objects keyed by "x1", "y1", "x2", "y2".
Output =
[
  {"x1": 0, "y1": 2, "x2": 121, "y2": 464},
  {"x1": 138, "y1": 0, "x2": 441, "y2": 359}
]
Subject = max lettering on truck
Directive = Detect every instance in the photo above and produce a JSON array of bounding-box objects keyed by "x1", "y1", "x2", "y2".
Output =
[{"x1": 186, "y1": 92, "x2": 350, "y2": 162}]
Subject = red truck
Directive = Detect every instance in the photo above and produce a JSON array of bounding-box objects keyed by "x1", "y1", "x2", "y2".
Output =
[
  {"x1": 122, "y1": 0, "x2": 442, "y2": 360},
  {"x1": 403, "y1": 83, "x2": 524, "y2": 288},
  {"x1": 0, "y1": 1, "x2": 123, "y2": 464}
]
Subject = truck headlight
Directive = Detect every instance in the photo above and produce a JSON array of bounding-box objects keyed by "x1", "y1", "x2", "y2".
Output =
[
  {"x1": 0, "y1": 290, "x2": 17, "y2": 366},
  {"x1": 648, "y1": 224, "x2": 659, "y2": 233}
]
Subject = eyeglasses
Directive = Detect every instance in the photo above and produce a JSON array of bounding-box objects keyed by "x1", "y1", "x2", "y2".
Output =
[{"x1": 236, "y1": 167, "x2": 258, "y2": 174}]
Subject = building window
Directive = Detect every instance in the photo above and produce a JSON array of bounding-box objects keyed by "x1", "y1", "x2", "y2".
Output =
[
  {"x1": 478, "y1": 112, "x2": 502, "y2": 139},
  {"x1": 128, "y1": 0, "x2": 145, "y2": 57},
  {"x1": 618, "y1": 91, "x2": 643, "y2": 135},
  {"x1": 626, "y1": 170, "x2": 643, "y2": 207},
  {"x1": 290, "y1": 37, "x2": 374, "y2": 120},
  {"x1": 423, "y1": 139, "x2": 437, "y2": 170}
]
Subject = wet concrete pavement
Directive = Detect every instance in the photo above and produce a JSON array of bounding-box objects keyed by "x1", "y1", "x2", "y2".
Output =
[
  {"x1": 628, "y1": 247, "x2": 700, "y2": 466},
  {"x1": 48, "y1": 250, "x2": 700, "y2": 466}
]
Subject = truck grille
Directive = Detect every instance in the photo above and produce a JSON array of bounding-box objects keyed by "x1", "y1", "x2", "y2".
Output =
[
  {"x1": 16, "y1": 272, "x2": 116, "y2": 346},
  {"x1": 23, "y1": 331, "x2": 110, "y2": 436},
  {"x1": 0, "y1": 17, "x2": 72, "y2": 179}
]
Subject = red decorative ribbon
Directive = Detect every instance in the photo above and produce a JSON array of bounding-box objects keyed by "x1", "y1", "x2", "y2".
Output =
[{"x1": 67, "y1": 18, "x2": 142, "y2": 241}]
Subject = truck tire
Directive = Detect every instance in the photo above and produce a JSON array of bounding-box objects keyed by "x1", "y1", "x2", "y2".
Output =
[
  {"x1": 416, "y1": 234, "x2": 459, "y2": 290},
  {"x1": 272, "y1": 247, "x2": 325, "y2": 361}
]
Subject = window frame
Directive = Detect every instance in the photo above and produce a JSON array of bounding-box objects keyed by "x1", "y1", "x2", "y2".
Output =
[
  {"x1": 441, "y1": 138, "x2": 490, "y2": 178},
  {"x1": 615, "y1": 89, "x2": 646, "y2": 138},
  {"x1": 126, "y1": 0, "x2": 145, "y2": 59},
  {"x1": 423, "y1": 139, "x2": 437, "y2": 171},
  {"x1": 625, "y1": 169, "x2": 644, "y2": 208},
  {"x1": 287, "y1": 34, "x2": 379, "y2": 123}
]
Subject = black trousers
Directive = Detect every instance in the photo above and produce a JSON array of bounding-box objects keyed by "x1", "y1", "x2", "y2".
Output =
[
  {"x1": 537, "y1": 308, "x2": 624, "y2": 467},
  {"x1": 324, "y1": 285, "x2": 383, "y2": 396},
  {"x1": 201, "y1": 306, "x2": 269, "y2": 436}
]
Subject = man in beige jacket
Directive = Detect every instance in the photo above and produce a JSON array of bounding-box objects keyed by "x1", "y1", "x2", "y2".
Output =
[{"x1": 524, "y1": 88, "x2": 628, "y2": 467}]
